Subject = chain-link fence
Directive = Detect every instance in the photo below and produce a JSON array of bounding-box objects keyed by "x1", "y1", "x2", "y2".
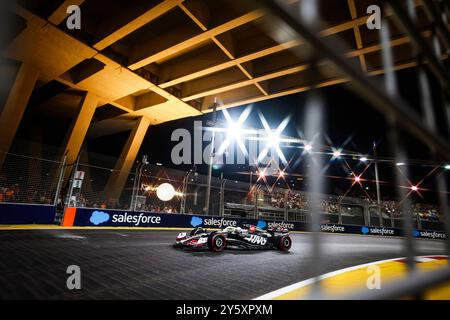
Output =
[
  {"x1": 0, "y1": 148, "x2": 447, "y2": 233},
  {"x1": 64, "y1": 150, "x2": 136, "y2": 210},
  {"x1": 0, "y1": 139, "x2": 445, "y2": 231},
  {"x1": 0, "y1": 151, "x2": 64, "y2": 206},
  {"x1": 58, "y1": 151, "x2": 446, "y2": 231}
]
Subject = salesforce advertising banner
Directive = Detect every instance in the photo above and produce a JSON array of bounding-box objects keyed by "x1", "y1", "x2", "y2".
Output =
[
  {"x1": 72, "y1": 208, "x2": 304, "y2": 231},
  {"x1": 70, "y1": 208, "x2": 446, "y2": 240}
]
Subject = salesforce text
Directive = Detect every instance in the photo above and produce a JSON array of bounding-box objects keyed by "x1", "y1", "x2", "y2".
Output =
[{"x1": 111, "y1": 213, "x2": 161, "y2": 226}]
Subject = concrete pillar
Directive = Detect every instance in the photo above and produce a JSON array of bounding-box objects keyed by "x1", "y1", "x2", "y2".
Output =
[
  {"x1": 0, "y1": 62, "x2": 39, "y2": 167},
  {"x1": 62, "y1": 92, "x2": 99, "y2": 183},
  {"x1": 104, "y1": 116, "x2": 150, "y2": 203}
]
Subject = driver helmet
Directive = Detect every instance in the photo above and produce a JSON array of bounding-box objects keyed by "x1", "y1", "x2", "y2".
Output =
[{"x1": 223, "y1": 226, "x2": 235, "y2": 233}]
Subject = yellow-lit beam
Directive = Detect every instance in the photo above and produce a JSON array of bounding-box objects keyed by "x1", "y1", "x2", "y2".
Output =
[
  {"x1": 104, "y1": 116, "x2": 150, "y2": 202},
  {"x1": 48, "y1": 0, "x2": 85, "y2": 25},
  {"x1": 63, "y1": 92, "x2": 99, "y2": 167},
  {"x1": 0, "y1": 62, "x2": 39, "y2": 167},
  {"x1": 94, "y1": 0, "x2": 185, "y2": 51}
]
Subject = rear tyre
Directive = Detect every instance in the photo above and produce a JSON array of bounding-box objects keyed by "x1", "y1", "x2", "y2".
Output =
[
  {"x1": 208, "y1": 234, "x2": 227, "y2": 252},
  {"x1": 277, "y1": 235, "x2": 292, "y2": 251}
]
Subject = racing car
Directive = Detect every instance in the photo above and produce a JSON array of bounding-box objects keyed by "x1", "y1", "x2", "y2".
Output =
[{"x1": 174, "y1": 225, "x2": 292, "y2": 252}]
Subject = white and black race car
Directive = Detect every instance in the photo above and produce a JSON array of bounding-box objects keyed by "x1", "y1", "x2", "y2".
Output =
[{"x1": 174, "y1": 225, "x2": 292, "y2": 252}]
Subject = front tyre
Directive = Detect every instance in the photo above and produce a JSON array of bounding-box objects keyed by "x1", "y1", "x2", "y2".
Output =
[
  {"x1": 277, "y1": 235, "x2": 292, "y2": 251},
  {"x1": 208, "y1": 234, "x2": 227, "y2": 252}
]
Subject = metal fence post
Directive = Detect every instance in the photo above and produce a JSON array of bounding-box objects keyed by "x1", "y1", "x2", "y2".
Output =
[
  {"x1": 130, "y1": 155, "x2": 148, "y2": 211},
  {"x1": 253, "y1": 185, "x2": 259, "y2": 219},
  {"x1": 373, "y1": 142, "x2": 383, "y2": 226},
  {"x1": 220, "y1": 178, "x2": 226, "y2": 217},
  {"x1": 365, "y1": 203, "x2": 371, "y2": 226},
  {"x1": 204, "y1": 100, "x2": 218, "y2": 215},
  {"x1": 53, "y1": 155, "x2": 67, "y2": 207},
  {"x1": 130, "y1": 165, "x2": 139, "y2": 211},
  {"x1": 417, "y1": 213, "x2": 422, "y2": 230},
  {"x1": 284, "y1": 190, "x2": 289, "y2": 221},
  {"x1": 180, "y1": 171, "x2": 189, "y2": 214},
  {"x1": 391, "y1": 212, "x2": 395, "y2": 228},
  {"x1": 64, "y1": 155, "x2": 80, "y2": 211}
]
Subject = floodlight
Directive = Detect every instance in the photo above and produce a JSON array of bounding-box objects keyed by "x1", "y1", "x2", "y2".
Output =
[
  {"x1": 332, "y1": 149, "x2": 341, "y2": 158},
  {"x1": 156, "y1": 183, "x2": 176, "y2": 201}
]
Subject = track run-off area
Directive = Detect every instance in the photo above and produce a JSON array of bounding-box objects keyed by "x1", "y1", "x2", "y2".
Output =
[{"x1": 0, "y1": 228, "x2": 447, "y2": 299}]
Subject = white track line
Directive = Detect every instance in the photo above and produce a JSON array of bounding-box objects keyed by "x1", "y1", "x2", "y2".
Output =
[{"x1": 253, "y1": 255, "x2": 448, "y2": 300}]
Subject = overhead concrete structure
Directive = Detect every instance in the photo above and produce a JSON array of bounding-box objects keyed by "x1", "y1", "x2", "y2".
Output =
[
  {"x1": 0, "y1": 0, "x2": 448, "y2": 189},
  {"x1": 104, "y1": 116, "x2": 151, "y2": 202},
  {"x1": 0, "y1": 62, "x2": 38, "y2": 166},
  {"x1": 62, "y1": 92, "x2": 99, "y2": 167}
]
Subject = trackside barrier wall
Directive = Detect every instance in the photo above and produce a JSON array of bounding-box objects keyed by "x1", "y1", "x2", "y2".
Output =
[
  {"x1": 0, "y1": 203, "x2": 56, "y2": 224},
  {"x1": 63, "y1": 208, "x2": 447, "y2": 240}
]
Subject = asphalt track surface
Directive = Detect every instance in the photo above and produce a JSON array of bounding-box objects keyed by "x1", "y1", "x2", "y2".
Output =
[{"x1": 0, "y1": 229, "x2": 446, "y2": 299}]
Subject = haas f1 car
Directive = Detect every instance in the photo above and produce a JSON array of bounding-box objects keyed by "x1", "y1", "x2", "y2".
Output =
[{"x1": 174, "y1": 225, "x2": 292, "y2": 252}]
